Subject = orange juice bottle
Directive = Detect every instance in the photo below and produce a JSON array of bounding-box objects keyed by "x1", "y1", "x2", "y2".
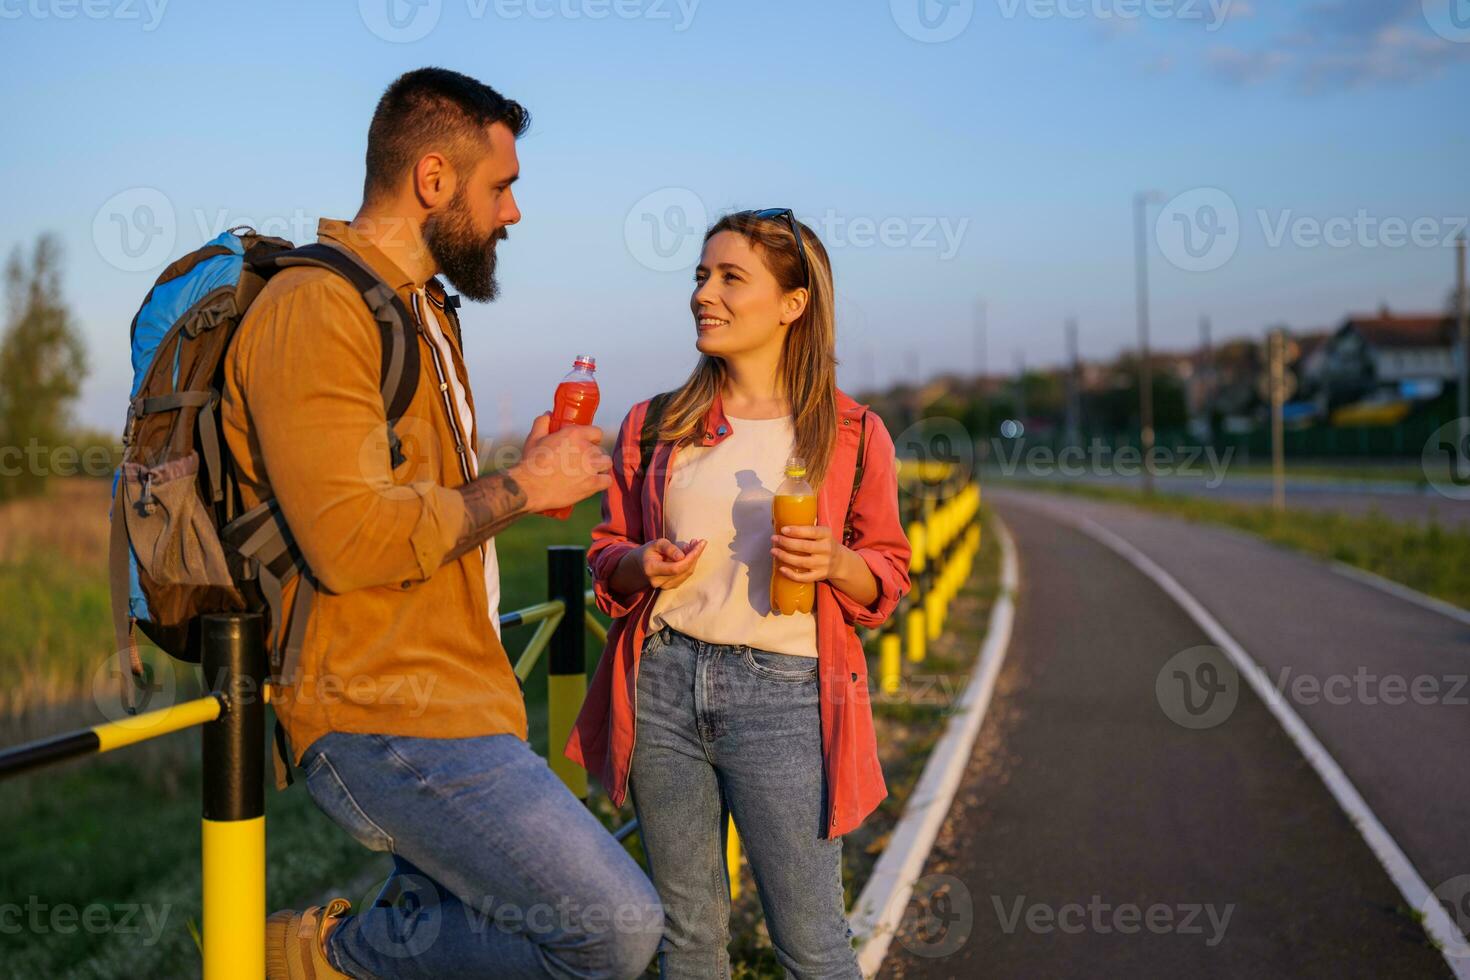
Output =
[
  {"x1": 540, "y1": 354, "x2": 600, "y2": 520},
  {"x1": 771, "y1": 456, "x2": 818, "y2": 615}
]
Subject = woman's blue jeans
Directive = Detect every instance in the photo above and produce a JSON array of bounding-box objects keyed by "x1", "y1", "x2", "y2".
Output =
[{"x1": 629, "y1": 625, "x2": 861, "y2": 980}]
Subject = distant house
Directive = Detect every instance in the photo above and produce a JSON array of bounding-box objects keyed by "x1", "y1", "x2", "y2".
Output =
[{"x1": 1319, "y1": 308, "x2": 1463, "y2": 408}]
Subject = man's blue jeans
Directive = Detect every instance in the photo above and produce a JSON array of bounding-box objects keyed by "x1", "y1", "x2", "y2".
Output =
[
  {"x1": 629, "y1": 625, "x2": 861, "y2": 979},
  {"x1": 298, "y1": 730, "x2": 662, "y2": 979}
]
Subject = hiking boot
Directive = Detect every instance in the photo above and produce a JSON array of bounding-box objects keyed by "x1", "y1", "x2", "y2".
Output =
[{"x1": 265, "y1": 897, "x2": 353, "y2": 979}]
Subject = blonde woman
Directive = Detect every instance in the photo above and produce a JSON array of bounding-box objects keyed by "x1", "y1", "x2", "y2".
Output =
[{"x1": 567, "y1": 210, "x2": 912, "y2": 978}]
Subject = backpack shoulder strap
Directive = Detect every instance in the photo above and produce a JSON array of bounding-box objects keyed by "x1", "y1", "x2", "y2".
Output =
[
  {"x1": 248, "y1": 242, "x2": 420, "y2": 462},
  {"x1": 842, "y1": 411, "x2": 869, "y2": 548},
  {"x1": 638, "y1": 392, "x2": 673, "y2": 479}
]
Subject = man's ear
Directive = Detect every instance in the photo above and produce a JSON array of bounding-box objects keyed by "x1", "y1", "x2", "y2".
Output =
[{"x1": 413, "y1": 152, "x2": 454, "y2": 209}]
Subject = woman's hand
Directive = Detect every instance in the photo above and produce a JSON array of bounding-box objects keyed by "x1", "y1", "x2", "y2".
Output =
[
  {"x1": 615, "y1": 537, "x2": 707, "y2": 592},
  {"x1": 771, "y1": 525, "x2": 842, "y2": 583},
  {"x1": 773, "y1": 524, "x2": 880, "y2": 606}
]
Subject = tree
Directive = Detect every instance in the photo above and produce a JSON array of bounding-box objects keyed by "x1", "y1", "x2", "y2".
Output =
[{"x1": 0, "y1": 234, "x2": 88, "y2": 501}]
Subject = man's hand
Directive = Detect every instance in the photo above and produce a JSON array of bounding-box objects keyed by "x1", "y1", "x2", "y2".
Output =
[{"x1": 512, "y1": 412, "x2": 614, "y2": 514}]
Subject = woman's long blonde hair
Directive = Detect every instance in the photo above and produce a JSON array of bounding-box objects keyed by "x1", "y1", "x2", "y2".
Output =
[{"x1": 655, "y1": 211, "x2": 839, "y2": 488}]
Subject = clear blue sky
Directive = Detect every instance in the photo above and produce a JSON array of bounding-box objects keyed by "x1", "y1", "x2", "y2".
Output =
[{"x1": 2, "y1": 0, "x2": 1467, "y2": 435}]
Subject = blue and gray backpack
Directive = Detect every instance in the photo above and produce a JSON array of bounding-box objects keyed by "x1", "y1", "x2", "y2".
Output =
[{"x1": 108, "y1": 226, "x2": 444, "y2": 726}]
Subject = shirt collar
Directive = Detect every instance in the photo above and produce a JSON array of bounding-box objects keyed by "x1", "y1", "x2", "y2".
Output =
[
  {"x1": 695, "y1": 387, "x2": 868, "y2": 447},
  {"x1": 316, "y1": 217, "x2": 422, "y2": 292}
]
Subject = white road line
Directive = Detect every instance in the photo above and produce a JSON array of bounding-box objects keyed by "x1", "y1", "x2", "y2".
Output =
[
  {"x1": 1065, "y1": 511, "x2": 1470, "y2": 978},
  {"x1": 850, "y1": 517, "x2": 1020, "y2": 979},
  {"x1": 1330, "y1": 561, "x2": 1470, "y2": 629}
]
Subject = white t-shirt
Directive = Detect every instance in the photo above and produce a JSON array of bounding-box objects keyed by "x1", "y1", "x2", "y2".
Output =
[
  {"x1": 649, "y1": 414, "x2": 818, "y2": 658},
  {"x1": 414, "y1": 286, "x2": 502, "y2": 638}
]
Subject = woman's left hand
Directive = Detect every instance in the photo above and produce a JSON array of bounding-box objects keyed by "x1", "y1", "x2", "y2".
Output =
[{"x1": 771, "y1": 524, "x2": 846, "y2": 583}]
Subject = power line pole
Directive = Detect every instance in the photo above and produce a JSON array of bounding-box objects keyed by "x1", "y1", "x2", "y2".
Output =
[
  {"x1": 1134, "y1": 191, "x2": 1163, "y2": 494},
  {"x1": 1065, "y1": 317, "x2": 1081, "y2": 447},
  {"x1": 975, "y1": 299, "x2": 989, "y2": 462},
  {"x1": 1200, "y1": 314, "x2": 1214, "y2": 441},
  {"x1": 1458, "y1": 236, "x2": 1468, "y2": 481}
]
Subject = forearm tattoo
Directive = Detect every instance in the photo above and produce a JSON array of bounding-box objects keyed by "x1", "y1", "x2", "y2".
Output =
[{"x1": 443, "y1": 471, "x2": 530, "y2": 566}]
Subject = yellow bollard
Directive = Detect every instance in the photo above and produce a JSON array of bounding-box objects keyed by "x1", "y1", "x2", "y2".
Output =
[
  {"x1": 880, "y1": 632, "x2": 902, "y2": 695},
  {"x1": 727, "y1": 816, "x2": 741, "y2": 900},
  {"x1": 906, "y1": 605, "x2": 926, "y2": 663}
]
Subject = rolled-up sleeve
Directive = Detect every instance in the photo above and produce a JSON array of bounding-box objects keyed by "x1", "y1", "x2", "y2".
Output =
[
  {"x1": 232, "y1": 276, "x2": 466, "y2": 595},
  {"x1": 832, "y1": 416, "x2": 911, "y2": 628},
  {"x1": 588, "y1": 404, "x2": 652, "y2": 619}
]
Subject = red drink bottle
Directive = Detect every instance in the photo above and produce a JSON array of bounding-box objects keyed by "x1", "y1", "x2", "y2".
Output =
[{"x1": 540, "y1": 354, "x2": 600, "y2": 520}]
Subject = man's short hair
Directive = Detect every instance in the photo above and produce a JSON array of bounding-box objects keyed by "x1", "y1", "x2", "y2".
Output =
[{"x1": 363, "y1": 67, "x2": 529, "y2": 204}]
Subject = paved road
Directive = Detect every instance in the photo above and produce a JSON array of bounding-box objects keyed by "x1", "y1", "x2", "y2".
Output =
[
  {"x1": 983, "y1": 469, "x2": 1470, "y2": 529},
  {"x1": 880, "y1": 491, "x2": 1458, "y2": 979}
]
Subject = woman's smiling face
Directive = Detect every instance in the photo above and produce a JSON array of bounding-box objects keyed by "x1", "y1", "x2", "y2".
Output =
[{"x1": 690, "y1": 230, "x2": 804, "y2": 359}]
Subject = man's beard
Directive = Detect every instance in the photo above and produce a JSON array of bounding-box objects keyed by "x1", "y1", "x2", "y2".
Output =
[{"x1": 422, "y1": 186, "x2": 507, "y2": 302}]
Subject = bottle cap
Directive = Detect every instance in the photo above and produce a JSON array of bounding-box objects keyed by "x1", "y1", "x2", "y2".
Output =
[
  {"x1": 785, "y1": 455, "x2": 807, "y2": 478},
  {"x1": 572, "y1": 354, "x2": 596, "y2": 370}
]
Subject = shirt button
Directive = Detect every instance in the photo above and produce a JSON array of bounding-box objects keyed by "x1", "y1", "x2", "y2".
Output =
[
  {"x1": 439, "y1": 382, "x2": 449, "y2": 392},
  {"x1": 400, "y1": 580, "x2": 412, "y2": 590},
  {"x1": 455, "y1": 444, "x2": 464, "y2": 454}
]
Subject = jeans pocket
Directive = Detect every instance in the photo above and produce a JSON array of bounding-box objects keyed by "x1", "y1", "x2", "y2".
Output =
[
  {"x1": 304, "y1": 752, "x2": 395, "y2": 853},
  {"x1": 742, "y1": 647, "x2": 819, "y2": 682}
]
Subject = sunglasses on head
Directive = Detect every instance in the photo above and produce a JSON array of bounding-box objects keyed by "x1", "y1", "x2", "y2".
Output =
[{"x1": 737, "y1": 208, "x2": 810, "y2": 290}]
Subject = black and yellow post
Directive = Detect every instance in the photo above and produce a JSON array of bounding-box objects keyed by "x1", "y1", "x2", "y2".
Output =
[
  {"x1": 547, "y1": 545, "x2": 588, "y2": 800},
  {"x1": 200, "y1": 612, "x2": 266, "y2": 980}
]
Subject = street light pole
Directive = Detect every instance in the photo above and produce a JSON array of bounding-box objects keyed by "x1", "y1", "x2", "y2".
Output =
[
  {"x1": 1458, "y1": 236, "x2": 1468, "y2": 481},
  {"x1": 1134, "y1": 191, "x2": 1163, "y2": 494}
]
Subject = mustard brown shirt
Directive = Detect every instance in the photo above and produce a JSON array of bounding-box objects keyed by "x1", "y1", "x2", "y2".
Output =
[{"x1": 221, "y1": 218, "x2": 527, "y2": 762}]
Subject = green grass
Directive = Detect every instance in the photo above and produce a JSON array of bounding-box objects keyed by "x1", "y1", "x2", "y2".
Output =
[
  {"x1": 1012, "y1": 479, "x2": 1470, "y2": 610},
  {"x1": 0, "y1": 496, "x2": 607, "y2": 979}
]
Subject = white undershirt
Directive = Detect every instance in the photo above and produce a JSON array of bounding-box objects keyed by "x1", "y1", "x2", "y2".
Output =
[
  {"x1": 649, "y1": 414, "x2": 818, "y2": 658},
  {"x1": 415, "y1": 286, "x2": 502, "y2": 638}
]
